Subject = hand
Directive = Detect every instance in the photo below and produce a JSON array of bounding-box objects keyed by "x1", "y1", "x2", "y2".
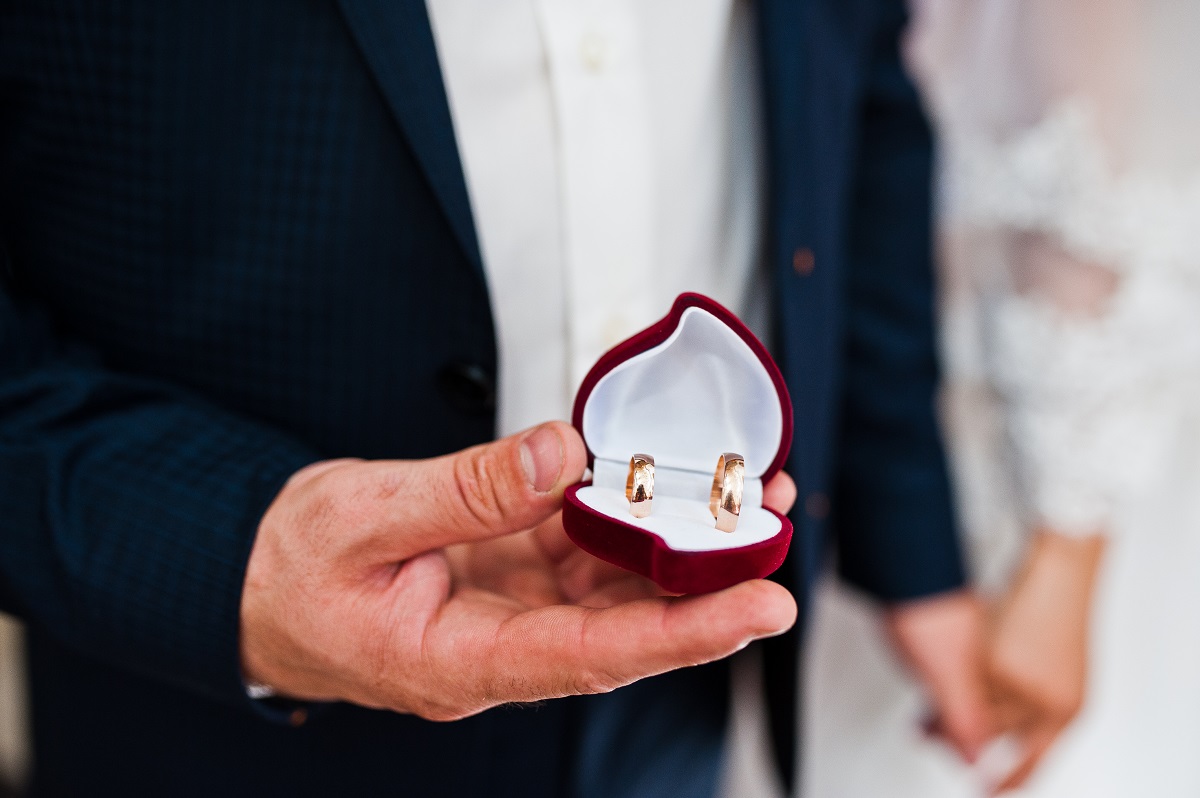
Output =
[
  {"x1": 240, "y1": 421, "x2": 799, "y2": 721},
  {"x1": 885, "y1": 590, "x2": 993, "y2": 762},
  {"x1": 985, "y1": 530, "x2": 1105, "y2": 793}
]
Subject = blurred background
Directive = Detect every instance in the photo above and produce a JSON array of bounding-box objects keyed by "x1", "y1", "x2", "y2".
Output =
[{"x1": 805, "y1": 2, "x2": 1200, "y2": 796}]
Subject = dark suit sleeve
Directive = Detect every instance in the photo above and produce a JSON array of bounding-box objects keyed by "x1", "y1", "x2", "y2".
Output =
[
  {"x1": 0, "y1": 283, "x2": 318, "y2": 704},
  {"x1": 833, "y1": 0, "x2": 966, "y2": 601}
]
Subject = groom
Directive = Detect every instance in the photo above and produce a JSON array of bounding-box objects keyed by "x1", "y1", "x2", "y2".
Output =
[{"x1": 0, "y1": 0, "x2": 989, "y2": 795}]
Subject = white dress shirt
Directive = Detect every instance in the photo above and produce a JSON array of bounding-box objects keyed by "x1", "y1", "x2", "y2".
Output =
[
  {"x1": 426, "y1": 4, "x2": 781, "y2": 797},
  {"x1": 426, "y1": 0, "x2": 767, "y2": 437}
]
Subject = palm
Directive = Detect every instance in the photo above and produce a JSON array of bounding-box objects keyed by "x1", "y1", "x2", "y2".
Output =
[{"x1": 369, "y1": 516, "x2": 677, "y2": 718}]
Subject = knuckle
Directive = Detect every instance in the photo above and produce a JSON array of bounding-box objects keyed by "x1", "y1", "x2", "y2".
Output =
[
  {"x1": 566, "y1": 617, "x2": 625, "y2": 696},
  {"x1": 301, "y1": 489, "x2": 341, "y2": 532},
  {"x1": 370, "y1": 465, "x2": 414, "y2": 504},
  {"x1": 316, "y1": 464, "x2": 402, "y2": 542},
  {"x1": 452, "y1": 448, "x2": 511, "y2": 528},
  {"x1": 409, "y1": 698, "x2": 465, "y2": 723},
  {"x1": 310, "y1": 469, "x2": 364, "y2": 527},
  {"x1": 570, "y1": 668, "x2": 619, "y2": 696},
  {"x1": 295, "y1": 486, "x2": 356, "y2": 554}
]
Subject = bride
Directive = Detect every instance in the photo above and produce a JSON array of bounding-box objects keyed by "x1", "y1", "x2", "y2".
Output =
[{"x1": 804, "y1": 1, "x2": 1200, "y2": 795}]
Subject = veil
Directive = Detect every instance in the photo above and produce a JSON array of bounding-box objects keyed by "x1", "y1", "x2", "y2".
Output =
[
  {"x1": 912, "y1": 1, "x2": 1200, "y2": 170},
  {"x1": 906, "y1": 0, "x2": 1200, "y2": 540}
]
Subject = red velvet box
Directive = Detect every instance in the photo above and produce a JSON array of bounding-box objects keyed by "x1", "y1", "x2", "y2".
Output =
[{"x1": 563, "y1": 293, "x2": 794, "y2": 594}]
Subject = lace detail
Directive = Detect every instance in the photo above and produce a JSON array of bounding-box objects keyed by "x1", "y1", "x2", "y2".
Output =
[
  {"x1": 941, "y1": 101, "x2": 1200, "y2": 534},
  {"x1": 947, "y1": 102, "x2": 1200, "y2": 275}
]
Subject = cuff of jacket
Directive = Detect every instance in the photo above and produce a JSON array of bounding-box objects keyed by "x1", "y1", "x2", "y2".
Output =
[
  {"x1": 833, "y1": 465, "x2": 967, "y2": 603},
  {"x1": 217, "y1": 443, "x2": 320, "y2": 713},
  {"x1": 72, "y1": 416, "x2": 320, "y2": 711}
]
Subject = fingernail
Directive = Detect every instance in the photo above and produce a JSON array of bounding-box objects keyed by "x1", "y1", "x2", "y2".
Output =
[{"x1": 521, "y1": 425, "x2": 564, "y2": 493}]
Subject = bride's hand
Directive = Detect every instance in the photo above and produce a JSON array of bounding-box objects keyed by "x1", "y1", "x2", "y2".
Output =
[{"x1": 985, "y1": 530, "x2": 1105, "y2": 793}]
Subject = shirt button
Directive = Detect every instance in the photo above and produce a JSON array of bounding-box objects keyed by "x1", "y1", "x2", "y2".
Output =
[
  {"x1": 792, "y1": 247, "x2": 815, "y2": 277},
  {"x1": 805, "y1": 492, "x2": 830, "y2": 520},
  {"x1": 580, "y1": 32, "x2": 608, "y2": 72}
]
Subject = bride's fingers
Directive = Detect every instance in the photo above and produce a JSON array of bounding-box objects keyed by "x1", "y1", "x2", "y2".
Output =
[
  {"x1": 982, "y1": 682, "x2": 1067, "y2": 794},
  {"x1": 991, "y1": 726, "x2": 1058, "y2": 794},
  {"x1": 988, "y1": 686, "x2": 1033, "y2": 734},
  {"x1": 931, "y1": 677, "x2": 994, "y2": 763}
]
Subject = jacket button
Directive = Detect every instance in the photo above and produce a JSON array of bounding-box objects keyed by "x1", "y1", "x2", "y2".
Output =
[
  {"x1": 805, "y1": 492, "x2": 830, "y2": 520},
  {"x1": 792, "y1": 247, "x2": 815, "y2": 276},
  {"x1": 436, "y1": 362, "x2": 496, "y2": 416}
]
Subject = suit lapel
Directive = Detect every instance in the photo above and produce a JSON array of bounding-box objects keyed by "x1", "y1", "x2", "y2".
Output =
[
  {"x1": 757, "y1": 0, "x2": 810, "y2": 270},
  {"x1": 334, "y1": 0, "x2": 483, "y2": 275},
  {"x1": 755, "y1": 2, "x2": 809, "y2": 793}
]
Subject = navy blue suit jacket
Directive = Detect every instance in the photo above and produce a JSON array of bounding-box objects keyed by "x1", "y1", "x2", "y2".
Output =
[{"x1": 0, "y1": 0, "x2": 963, "y2": 794}]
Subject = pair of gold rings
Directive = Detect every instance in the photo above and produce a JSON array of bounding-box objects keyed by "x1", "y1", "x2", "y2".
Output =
[{"x1": 625, "y1": 452, "x2": 745, "y2": 533}]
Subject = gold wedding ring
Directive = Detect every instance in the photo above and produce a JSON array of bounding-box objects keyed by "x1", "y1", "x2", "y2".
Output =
[
  {"x1": 626, "y1": 453, "x2": 655, "y2": 518},
  {"x1": 709, "y1": 453, "x2": 745, "y2": 533}
]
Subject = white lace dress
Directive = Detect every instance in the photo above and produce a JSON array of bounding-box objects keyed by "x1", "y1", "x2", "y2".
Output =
[{"x1": 803, "y1": 2, "x2": 1200, "y2": 795}]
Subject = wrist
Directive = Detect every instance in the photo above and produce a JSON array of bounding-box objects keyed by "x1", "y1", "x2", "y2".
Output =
[{"x1": 239, "y1": 458, "x2": 362, "y2": 702}]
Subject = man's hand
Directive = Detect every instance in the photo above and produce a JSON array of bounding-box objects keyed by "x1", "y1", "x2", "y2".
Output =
[
  {"x1": 885, "y1": 590, "x2": 993, "y2": 762},
  {"x1": 240, "y1": 421, "x2": 798, "y2": 721},
  {"x1": 985, "y1": 531, "x2": 1104, "y2": 793}
]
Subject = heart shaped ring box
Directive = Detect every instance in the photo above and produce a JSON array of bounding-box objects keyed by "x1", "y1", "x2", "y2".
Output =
[{"x1": 563, "y1": 293, "x2": 794, "y2": 594}]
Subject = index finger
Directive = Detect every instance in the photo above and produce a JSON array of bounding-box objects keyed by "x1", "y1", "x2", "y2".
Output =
[{"x1": 482, "y1": 579, "x2": 797, "y2": 704}]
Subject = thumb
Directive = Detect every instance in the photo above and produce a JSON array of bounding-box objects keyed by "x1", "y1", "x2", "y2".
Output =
[{"x1": 412, "y1": 421, "x2": 588, "y2": 551}]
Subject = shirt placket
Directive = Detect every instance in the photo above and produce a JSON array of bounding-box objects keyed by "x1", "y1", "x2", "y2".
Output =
[{"x1": 534, "y1": 0, "x2": 660, "y2": 393}]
